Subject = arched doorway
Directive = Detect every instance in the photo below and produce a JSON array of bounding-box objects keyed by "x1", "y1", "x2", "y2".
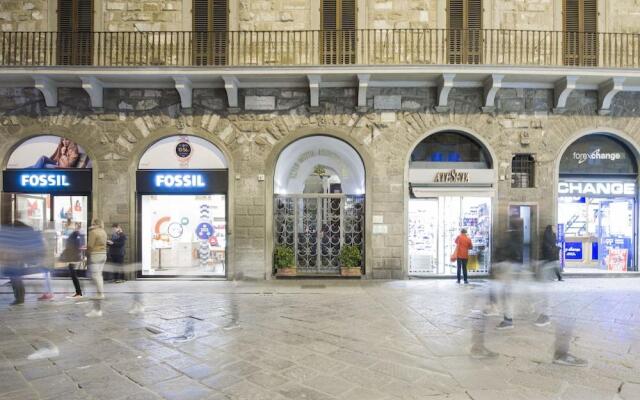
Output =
[
  {"x1": 273, "y1": 136, "x2": 365, "y2": 276},
  {"x1": 407, "y1": 130, "x2": 495, "y2": 276},
  {"x1": 1, "y1": 135, "x2": 93, "y2": 272},
  {"x1": 136, "y1": 135, "x2": 228, "y2": 277},
  {"x1": 557, "y1": 134, "x2": 638, "y2": 273}
]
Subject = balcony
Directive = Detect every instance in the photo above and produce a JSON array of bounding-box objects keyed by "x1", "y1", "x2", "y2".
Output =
[{"x1": 0, "y1": 29, "x2": 638, "y2": 68}]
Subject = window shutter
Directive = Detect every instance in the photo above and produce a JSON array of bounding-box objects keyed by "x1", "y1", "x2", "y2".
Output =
[
  {"x1": 448, "y1": 0, "x2": 482, "y2": 64},
  {"x1": 192, "y1": 0, "x2": 228, "y2": 65},
  {"x1": 563, "y1": 0, "x2": 597, "y2": 66},
  {"x1": 57, "y1": 0, "x2": 93, "y2": 65},
  {"x1": 321, "y1": 0, "x2": 356, "y2": 64}
]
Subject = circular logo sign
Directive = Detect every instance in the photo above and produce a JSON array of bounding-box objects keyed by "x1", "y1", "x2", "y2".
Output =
[
  {"x1": 196, "y1": 222, "x2": 214, "y2": 240},
  {"x1": 175, "y1": 142, "x2": 192, "y2": 159}
]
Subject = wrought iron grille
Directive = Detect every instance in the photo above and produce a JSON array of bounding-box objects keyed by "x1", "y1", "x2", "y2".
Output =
[
  {"x1": 274, "y1": 194, "x2": 364, "y2": 274},
  {"x1": 511, "y1": 154, "x2": 535, "y2": 188}
]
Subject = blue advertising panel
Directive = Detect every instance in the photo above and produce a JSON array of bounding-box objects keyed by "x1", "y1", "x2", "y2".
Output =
[
  {"x1": 564, "y1": 242, "x2": 583, "y2": 260},
  {"x1": 3, "y1": 169, "x2": 92, "y2": 194},
  {"x1": 557, "y1": 223, "x2": 565, "y2": 269},
  {"x1": 136, "y1": 169, "x2": 228, "y2": 194}
]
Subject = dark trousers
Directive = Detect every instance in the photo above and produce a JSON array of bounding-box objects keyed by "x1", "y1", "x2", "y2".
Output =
[
  {"x1": 457, "y1": 258, "x2": 469, "y2": 283},
  {"x1": 110, "y1": 255, "x2": 125, "y2": 281},
  {"x1": 68, "y1": 264, "x2": 82, "y2": 295}
]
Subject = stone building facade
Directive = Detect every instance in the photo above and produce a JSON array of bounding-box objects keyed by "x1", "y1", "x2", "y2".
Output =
[{"x1": 1, "y1": 0, "x2": 640, "y2": 279}]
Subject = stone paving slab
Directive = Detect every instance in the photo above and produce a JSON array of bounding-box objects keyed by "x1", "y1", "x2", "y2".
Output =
[{"x1": 1, "y1": 277, "x2": 640, "y2": 399}]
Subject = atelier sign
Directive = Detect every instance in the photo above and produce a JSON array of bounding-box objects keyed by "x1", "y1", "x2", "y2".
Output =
[
  {"x1": 434, "y1": 169, "x2": 470, "y2": 184},
  {"x1": 558, "y1": 181, "x2": 636, "y2": 197}
]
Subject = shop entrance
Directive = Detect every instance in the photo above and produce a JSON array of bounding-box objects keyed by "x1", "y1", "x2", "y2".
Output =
[
  {"x1": 409, "y1": 196, "x2": 491, "y2": 275},
  {"x1": 136, "y1": 135, "x2": 228, "y2": 278},
  {"x1": 407, "y1": 130, "x2": 495, "y2": 277},
  {"x1": 274, "y1": 194, "x2": 364, "y2": 274},
  {"x1": 557, "y1": 134, "x2": 638, "y2": 272},
  {"x1": 273, "y1": 136, "x2": 366, "y2": 276},
  {"x1": 2, "y1": 135, "x2": 93, "y2": 273}
]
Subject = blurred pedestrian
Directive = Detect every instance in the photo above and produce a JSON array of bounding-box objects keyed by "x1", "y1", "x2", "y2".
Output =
[
  {"x1": 542, "y1": 225, "x2": 563, "y2": 281},
  {"x1": 453, "y1": 228, "x2": 473, "y2": 284},
  {"x1": 62, "y1": 223, "x2": 84, "y2": 298},
  {"x1": 0, "y1": 221, "x2": 46, "y2": 305},
  {"x1": 86, "y1": 219, "x2": 107, "y2": 317},
  {"x1": 107, "y1": 223, "x2": 127, "y2": 283}
]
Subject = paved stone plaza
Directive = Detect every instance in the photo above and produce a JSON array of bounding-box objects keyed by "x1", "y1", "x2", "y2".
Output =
[{"x1": 1, "y1": 277, "x2": 640, "y2": 400}]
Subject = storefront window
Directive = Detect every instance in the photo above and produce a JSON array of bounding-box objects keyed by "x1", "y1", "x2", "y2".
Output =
[
  {"x1": 410, "y1": 131, "x2": 491, "y2": 168},
  {"x1": 141, "y1": 194, "x2": 226, "y2": 276}
]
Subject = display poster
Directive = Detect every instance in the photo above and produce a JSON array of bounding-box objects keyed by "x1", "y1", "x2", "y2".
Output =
[
  {"x1": 564, "y1": 242, "x2": 583, "y2": 260},
  {"x1": 606, "y1": 249, "x2": 628, "y2": 272},
  {"x1": 7, "y1": 136, "x2": 92, "y2": 169},
  {"x1": 557, "y1": 223, "x2": 565, "y2": 269}
]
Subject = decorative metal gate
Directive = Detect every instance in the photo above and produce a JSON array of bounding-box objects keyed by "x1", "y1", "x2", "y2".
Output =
[{"x1": 274, "y1": 194, "x2": 364, "y2": 274}]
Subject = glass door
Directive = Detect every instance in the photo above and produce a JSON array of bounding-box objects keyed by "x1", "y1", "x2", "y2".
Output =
[
  {"x1": 52, "y1": 195, "x2": 88, "y2": 269},
  {"x1": 409, "y1": 199, "x2": 439, "y2": 274}
]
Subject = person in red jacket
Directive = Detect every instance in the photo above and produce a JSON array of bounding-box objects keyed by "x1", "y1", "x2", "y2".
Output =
[{"x1": 454, "y1": 228, "x2": 473, "y2": 284}]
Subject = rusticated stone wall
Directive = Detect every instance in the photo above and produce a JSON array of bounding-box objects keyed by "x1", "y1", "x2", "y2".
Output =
[{"x1": 2, "y1": 84, "x2": 640, "y2": 279}]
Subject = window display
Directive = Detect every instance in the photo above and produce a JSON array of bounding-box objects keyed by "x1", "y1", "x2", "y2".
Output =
[
  {"x1": 558, "y1": 195, "x2": 635, "y2": 272},
  {"x1": 409, "y1": 196, "x2": 491, "y2": 275},
  {"x1": 141, "y1": 194, "x2": 226, "y2": 276}
]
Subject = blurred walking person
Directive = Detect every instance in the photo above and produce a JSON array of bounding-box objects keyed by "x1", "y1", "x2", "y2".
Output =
[
  {"x1": 86, "y1": 219, "x2": 107, "y2": 317},
  {"x1": 453, "y1": 228, "x2": 473, "y2": 284},
  {"x1": 62, "y1": 223, "x2": 84, "y2": 298},
  {"x1": 107, "y1": 223, "x2": 127, "y2": 283},
  {"x1": 0, "y1": 221, "x2": 46, "y2": 305},
  {"x1": 542, "y1": 225, "x2": 563, "y2": 281}
]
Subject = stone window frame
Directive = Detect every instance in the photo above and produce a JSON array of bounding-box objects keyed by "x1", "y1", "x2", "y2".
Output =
[
  {"x1": 182, "y1": 0, "x2": 238, "y2": 31},
  {"x1": 47, "y1": 0, "x2": 103, "y2": 31},
  {"x1": 511, "y1": 153, "x2": 536, "y2": 189}
]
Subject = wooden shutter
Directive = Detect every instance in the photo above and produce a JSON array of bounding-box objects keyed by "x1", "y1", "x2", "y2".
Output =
[
  {"x1": 321, "y1": 0, "x2": 356, "y2": 64},
  {"x1": 57, "y1": 0, "x2": 93, "y2": 65},
  {"x1": 193, "y1": 0, "x2": 228, "y2": 66},
  {"x1": 563, "y1": 0, "x2": 598, "y2": 66},
  {"x1": 448, "y1": 0, "x2": 482, "y2": 64}
]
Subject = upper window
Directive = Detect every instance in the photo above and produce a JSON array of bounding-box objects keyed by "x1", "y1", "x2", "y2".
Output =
[
  {"x1": 563, "y1": 0, "x2": 598, "y2": 66},
  {"x1": 560, "y1": 134, "x2": 637, "y2": 176},
  {"x1": 411, "y1": 131, "x2": 491, "y2": 169},
  {"x1": 321, "y1": 0, "x2": 356, "y2": 65},
  {"x1": 57, "y1": 0, "x2": 93, "y2": 65},
  {"x1": 511, "y1": 154, "x2": 535, "y2": 188},
  {"x1": 447, "y1": 0, "x2": 482, "y2": 64},
  {"x1": 193, "y1": 0, "x2": 229, "y2": 66}
]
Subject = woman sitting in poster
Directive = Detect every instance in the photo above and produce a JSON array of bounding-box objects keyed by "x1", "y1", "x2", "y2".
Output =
[{"x1": 30, "y1": 137, "x2": 79, "y2": 169}]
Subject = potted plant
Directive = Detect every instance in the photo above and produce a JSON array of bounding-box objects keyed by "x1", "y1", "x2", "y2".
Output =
[
  {"x1": 274, "y1": 244, "x2": 296, "y2": 276},
  {"x1": 339, "y1": 245, "x2": 362, "y2": 277}
]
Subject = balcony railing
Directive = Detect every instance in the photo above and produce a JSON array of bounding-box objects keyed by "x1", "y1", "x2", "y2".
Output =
[{"x1": 1, "y1": 29, "x2": 639, "y2": 68}]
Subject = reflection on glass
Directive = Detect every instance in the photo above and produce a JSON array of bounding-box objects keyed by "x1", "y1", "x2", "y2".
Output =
[{"x1": 141, "y1": 194, "x2": 226, "y2": 276}]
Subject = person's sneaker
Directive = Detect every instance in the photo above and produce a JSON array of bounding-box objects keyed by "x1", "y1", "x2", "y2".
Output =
[
  {"x1": 85, "y1": 309, "x2": 102, "y2": 318},
  {"x1": 470, "y1": 346, "x2": 499, "y2": 359},
  {"x1": 10, "y1": 300, "x2": 24, "y2": 306},
  {"x1": 483, "y1": 305, "x2": 500, "y2": 317},
  {"x1": 38, "y1": 293, "x2": 54, "y2": 301},
  {"x1": 91, "y1": 295, "x2": 105, "y2": 300},
  {"x1": 66, "y1": 294, "x2": 83, "y2": 299},
  {"x1": 534, "y1": 314, "x2": 551, "y2": 327},
  {"x1": 464, "y1": 281, "x2": 469, "y2": 284},
  {"x1": 497, "y1": 319, "x2": 514, "y2": 330},
  {"x1": 553, "y1": 353, "x2": 587, "y2": 367}
]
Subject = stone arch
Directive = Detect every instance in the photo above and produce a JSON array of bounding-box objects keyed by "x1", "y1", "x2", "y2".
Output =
[{"x1": 265, "y1": 127, "x2": 374, "y2": 279}]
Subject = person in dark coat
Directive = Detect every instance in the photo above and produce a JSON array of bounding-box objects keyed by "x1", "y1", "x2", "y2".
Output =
[
  {"x1": 542, "y1": 225, "x2": 563, "y2": 281},
  {"x1": 62, "y1": 222, "x2": 84, "y2": 298},
  {"x1": 107, "y1": 224, "x2": 127, "y2": 283}
]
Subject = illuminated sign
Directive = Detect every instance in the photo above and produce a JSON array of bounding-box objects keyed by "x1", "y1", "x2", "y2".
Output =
[
  {"x1": 154, "y1": 174, "x2": 206, "y2": 188},
  {"x1": 572, "y1": 149, "x2": 623, "y2": 164},
  {"x1": 558, "y1": 181, "x2": 636, "y2": 197},
  {"x1": 3, "y1": 169, "x2": 92, "y2": 194},
  {"x1": 564, "y1": 242, "x2": 583, "y2": 260},
  {"x1": 20, "y1": 173, "x2": 70, "y2": 188},
  {"x1": 136, "y1": 169, "x2": 228, "y2": 194}
]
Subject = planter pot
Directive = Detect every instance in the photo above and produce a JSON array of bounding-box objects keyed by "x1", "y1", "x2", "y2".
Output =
[
  {"x1": 277, "y1": 267, "x2": 297, "y2": 277},
  {"x1": 340, "y1": 267, "x2": 362, "y2": 277}
]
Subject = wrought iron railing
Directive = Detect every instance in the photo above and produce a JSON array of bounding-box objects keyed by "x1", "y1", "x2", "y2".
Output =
[{"x1": 1, "y1": 29, "x2": 639, "y2": 68}]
